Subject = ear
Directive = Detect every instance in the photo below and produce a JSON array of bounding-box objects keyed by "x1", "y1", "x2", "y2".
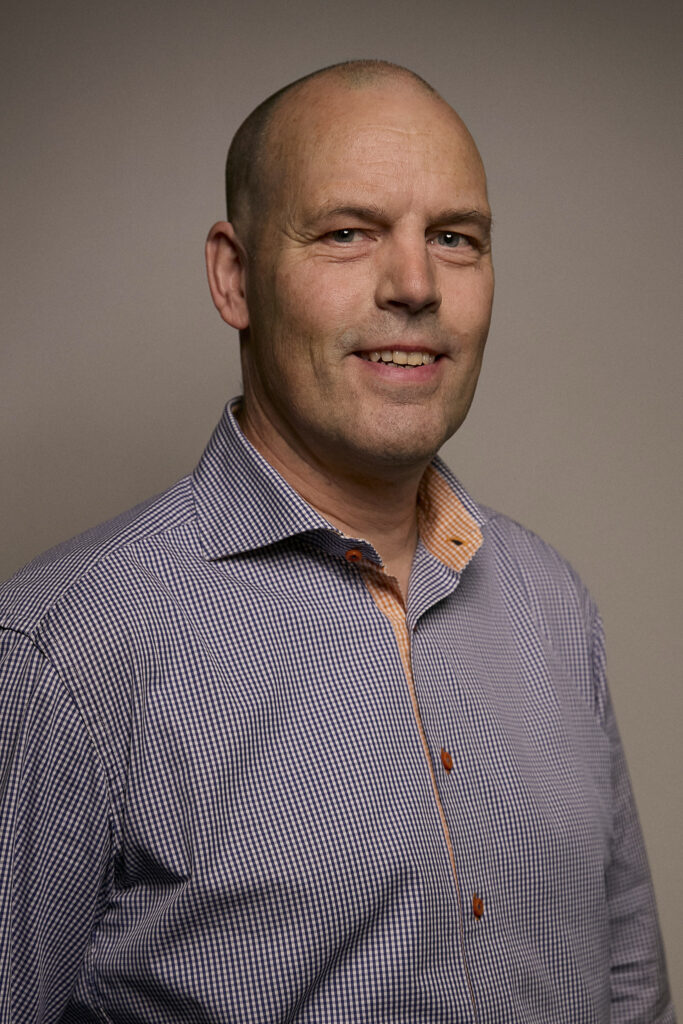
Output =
[{"x1": 205, "y1": 221, "x2": 250, "y2": 330}]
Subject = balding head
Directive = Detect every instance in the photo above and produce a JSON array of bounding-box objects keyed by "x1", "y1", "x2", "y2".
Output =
[
  {"x1": 206, "y1": 61, "x2": 493, "y2": 480},
  {"x1": 225, "y1": 60, "x2": 482, "y2": 251}
]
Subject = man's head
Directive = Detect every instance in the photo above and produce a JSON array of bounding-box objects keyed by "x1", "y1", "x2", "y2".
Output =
[
  {"x1": 207, "y1": 61, "x2": 494, "y2": 482},
  {"x1": 224, "y1": 62, "x2": 440, "y2": 252}
]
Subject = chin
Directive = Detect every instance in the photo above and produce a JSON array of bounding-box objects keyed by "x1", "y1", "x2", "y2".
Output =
[
  {"x1": 360, "y1": 408, "x2": 461, "y2": 462},
  {"x1": 345, "y1": 426, "x2": 447, "y2": 473}
]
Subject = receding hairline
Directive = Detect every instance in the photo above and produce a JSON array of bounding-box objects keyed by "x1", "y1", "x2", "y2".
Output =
[{"x1": 225, "y1": 61, "x2": 455, "y2": 237}]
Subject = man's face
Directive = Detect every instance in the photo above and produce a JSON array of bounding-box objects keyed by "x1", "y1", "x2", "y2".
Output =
[{"x1": 239, "y1": 78, "x2": 494, "y2": 480}]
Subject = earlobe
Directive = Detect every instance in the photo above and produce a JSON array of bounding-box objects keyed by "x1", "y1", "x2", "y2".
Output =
[{"x1": 205, "y1": 221, "x2": 250, "y2": 330}]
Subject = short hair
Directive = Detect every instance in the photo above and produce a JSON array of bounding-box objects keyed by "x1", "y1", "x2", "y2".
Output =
[{"x1": 225, "y1": 60, "x2": 437, "y2": 245}]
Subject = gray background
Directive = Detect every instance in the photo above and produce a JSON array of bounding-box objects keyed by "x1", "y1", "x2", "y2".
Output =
[{"x1": 2, "y1": 0, "x2": 681, "y2": 1002}]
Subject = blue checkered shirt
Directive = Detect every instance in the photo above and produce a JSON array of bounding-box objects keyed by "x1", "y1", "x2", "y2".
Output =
[{"x1": 0, "y1": 401, "x2": 674, "y2": 1022}]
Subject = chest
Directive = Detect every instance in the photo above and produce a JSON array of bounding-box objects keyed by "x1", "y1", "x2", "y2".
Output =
[{"x1": 80, "y1": 546, "x2": 612, "y2": 1019}]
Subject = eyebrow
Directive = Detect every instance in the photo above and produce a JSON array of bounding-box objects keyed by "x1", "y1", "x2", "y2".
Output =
[
  {"x1": 309, "y1": 203, "x2": 493, "y2": 237},
  {"x1": 433, "y1": 209, "x2": 493, "y2": 236}
]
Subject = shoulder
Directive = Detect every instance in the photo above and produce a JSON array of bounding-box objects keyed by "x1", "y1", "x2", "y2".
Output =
[
  {"x1": 482, "y1": 505, "x2": 587, "y2": 595},
  {"x1": 435, "y1": 449, "x2": 599, "y2": 650},
  {"x1": 0, "y1": 476, "x2": 196, "y2": 639},
  {"x1": 475, "y1": 503, "x2": 601, "y2": 663},
  {"x1": 434, "y1": 457, "x2": 593, "y2": 618}
]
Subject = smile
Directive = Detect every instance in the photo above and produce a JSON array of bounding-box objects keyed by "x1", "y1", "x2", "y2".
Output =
[{"x1": 358, "y1": 350, "x2": 437, "y2": 367}]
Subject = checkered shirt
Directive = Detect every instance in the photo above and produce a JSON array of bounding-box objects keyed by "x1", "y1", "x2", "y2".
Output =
[{"x1": 0, "y1": 400, "x2": 674, "y2": 1022}]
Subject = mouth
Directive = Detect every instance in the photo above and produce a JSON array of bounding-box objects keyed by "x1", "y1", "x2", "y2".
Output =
[{"x1": 355, "y1": 349, "x2": 439, "y2": 368}]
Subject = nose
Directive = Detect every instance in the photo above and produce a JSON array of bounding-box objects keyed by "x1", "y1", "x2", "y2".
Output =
[{"x1": 375, "y1": 233, "x2": 441, "y2": 316}]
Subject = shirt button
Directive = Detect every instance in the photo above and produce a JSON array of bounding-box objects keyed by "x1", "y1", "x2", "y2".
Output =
[
  {"x1": 345, "y1": 548, "x2": 363, "y2": 563},
  {"x1": 472, "y1": 894, "x2": 484, "y2": 919},
  {"x1": 440, "y1": 748, "x2": 453, "y2": 772}
]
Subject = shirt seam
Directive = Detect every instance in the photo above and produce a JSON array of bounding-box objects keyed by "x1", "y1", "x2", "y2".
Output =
[
  {"x1": 484, "y1": 513, "x2": 609, "y2": 738},
  {"x1": 3, "y1": 625, "x2": 120, "y2": 829},
  {"x1": 2, "y1": 628, "x2": 116, "y2": 1019},
  {"x1": 0, "y1": 502, "x2": 197, "y2": 637}
]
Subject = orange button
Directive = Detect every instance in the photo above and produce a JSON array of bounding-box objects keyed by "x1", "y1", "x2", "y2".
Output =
[
  {"x1": 472, "y1": 894, "x2": 484, "y2": 919},
  {"x1": 440, "y1": 748, "x2": 453, "y2": 772},
  {"x1": 345, "y1": 548, "x2": 363, "y2": 563}
]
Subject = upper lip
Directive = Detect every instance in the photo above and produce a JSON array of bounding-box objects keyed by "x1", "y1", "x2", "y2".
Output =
[{"x1": 354, "y1": 343, "x2": 441, "y2": 355}]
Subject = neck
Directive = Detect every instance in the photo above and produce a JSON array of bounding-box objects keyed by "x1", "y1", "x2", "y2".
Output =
[{"x1": 237, "y1": 401, "x2": 428, "y2": 596}]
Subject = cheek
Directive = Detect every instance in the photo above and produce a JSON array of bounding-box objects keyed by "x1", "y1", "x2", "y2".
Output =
[
  {"x1": 472, "y1": 268, "x2": 495, "y2": 320},
  {"x1": 279, "y1": 258, "x2": 371, "y2": 325},
  {"x1": 445, "y1": 271, "x2": 493, "y2": 337}
]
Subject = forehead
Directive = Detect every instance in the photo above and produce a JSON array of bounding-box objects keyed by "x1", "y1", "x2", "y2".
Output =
[{"x1": 268, "y1": 79, "x2": 489, "y2": 218}]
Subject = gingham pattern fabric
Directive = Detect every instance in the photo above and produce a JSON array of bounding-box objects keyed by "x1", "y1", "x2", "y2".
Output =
[{"x1": 0, "y1": 400, "x2": 674, "y2": 1023}]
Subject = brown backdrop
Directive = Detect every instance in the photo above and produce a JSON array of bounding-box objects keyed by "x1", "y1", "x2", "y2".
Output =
[{"x1": 2, "y1": 0, "x2": 681, "y2": 1000}]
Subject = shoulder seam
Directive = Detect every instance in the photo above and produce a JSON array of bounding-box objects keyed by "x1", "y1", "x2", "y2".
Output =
[
  {"x1": 0, "y1": 480, "x2": 196, "y2": 634},
  {"x1": 1, "y1": 623, "x2": 122, "y2": 820}
]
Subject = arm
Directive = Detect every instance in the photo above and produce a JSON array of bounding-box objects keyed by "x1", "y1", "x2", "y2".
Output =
[
  {"x1": 591, "y1": 615, "x2": 676, "y2": 1022},
  {"x1": 0, "y1": 629, "x2": 111, "y2": 1023}
]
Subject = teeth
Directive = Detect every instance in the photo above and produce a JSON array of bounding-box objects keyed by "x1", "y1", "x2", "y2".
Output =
[{"x1": 362, "y1": 350, "x2": 437, "y2": 366}]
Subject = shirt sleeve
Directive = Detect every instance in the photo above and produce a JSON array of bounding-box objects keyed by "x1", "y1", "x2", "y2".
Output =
[
  {"x1": 0, "y1": 627, "x2": 112, "y2": 1023},
  {"x1": 591, "y1": 614, "x2": 676, "y2": 1022}
]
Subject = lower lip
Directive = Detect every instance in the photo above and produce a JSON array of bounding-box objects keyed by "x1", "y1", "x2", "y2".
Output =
[{"x1": 353, "y1": 355, "x2": 442, "y2": 381}]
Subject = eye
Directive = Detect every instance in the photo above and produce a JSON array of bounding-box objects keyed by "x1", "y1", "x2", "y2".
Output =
[
  {"x1": 326, "y1": 228, "x2": 361, "y2": 243},
  {"x1": 433, "y1": 231, "x2": 471, "y2": 248}
]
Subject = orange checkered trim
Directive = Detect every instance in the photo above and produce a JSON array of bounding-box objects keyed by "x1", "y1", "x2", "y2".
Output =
[
  {"x1": 356, "y1": 466, "x2": 482, "y2": 926},
  {"x1": 417, "y1": 464, "x2": 483, "y2": 572}
]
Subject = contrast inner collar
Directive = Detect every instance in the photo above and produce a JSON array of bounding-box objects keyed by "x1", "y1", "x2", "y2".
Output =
[{"x1": 417, "y1": 463, "x2": 483, "y2": 573}]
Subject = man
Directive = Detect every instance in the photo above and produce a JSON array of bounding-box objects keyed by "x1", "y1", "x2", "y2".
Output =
[{"x1": 0, "y1": 61, "x2": 674, "y2": 1022}]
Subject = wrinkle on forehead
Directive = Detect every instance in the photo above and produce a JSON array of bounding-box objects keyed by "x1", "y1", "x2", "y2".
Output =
[
  {"x1": 313, "y1": 124, "x2": 483, "y2": 182},
  {"x1": 264, "y1": 77, "x2": 488, "y2": 215}
]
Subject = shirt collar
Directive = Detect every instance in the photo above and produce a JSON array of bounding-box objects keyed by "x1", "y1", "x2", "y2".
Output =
[
  {"x1": 192, "y1": 398, "x2": 488, "y2": 573},
  {"x1": 192, "y1": 398, "x2": 331, "y2": 560},
  {"x1": 417, "y1": 462, "x2": 484, "y2": 573}
]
